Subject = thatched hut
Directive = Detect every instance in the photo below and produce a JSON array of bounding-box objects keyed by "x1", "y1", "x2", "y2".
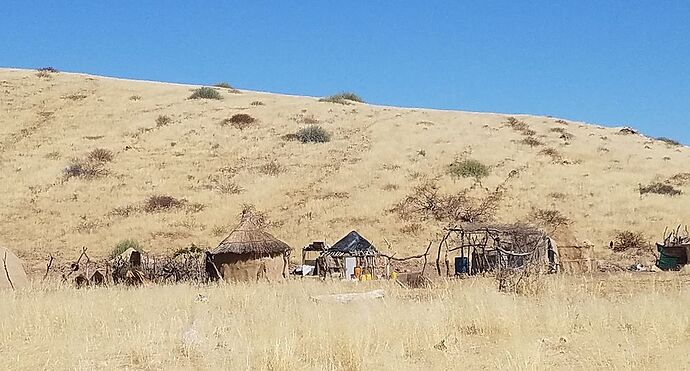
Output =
[
  {"x1": 0, "y1": 246, "x2": 29, "y2": 290},
  {"x1": 207, "y1": 219, "x2": 291, "y2": 282}
]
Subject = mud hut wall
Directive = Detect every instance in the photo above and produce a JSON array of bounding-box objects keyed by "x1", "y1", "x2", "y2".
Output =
[
  {"x1": 214, "y1": 252, "x2": 286, "y2": 283},
  {"x1": 557, "y1": 245, "x2": 595, "y2": 274}
]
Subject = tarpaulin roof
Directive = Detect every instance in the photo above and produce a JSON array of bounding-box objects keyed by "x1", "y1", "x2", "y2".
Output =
[{"x1": 324, "y1": 231, "x2": 377, "y2": 257}]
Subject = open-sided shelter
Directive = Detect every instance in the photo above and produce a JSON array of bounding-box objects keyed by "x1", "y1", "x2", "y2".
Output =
[
  {"x1": 207, "y1": 218, "x2": 291, "y2": 282},
  {"x1": 318, "y1": 231, "x2": 379, "y2": 279}
]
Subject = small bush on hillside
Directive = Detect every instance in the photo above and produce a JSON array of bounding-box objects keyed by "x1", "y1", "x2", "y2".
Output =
[
  {"x1": 144, "y1": 195, "x2": 184, "y2": 212},
  {"x1": 539, "y1": 147, "x2": 561, "y2": 161},
  {"x1": 156, "y1": 115, "x2": 172, "y2": 127},
  {"x1": 64, "y1": 159, "x2": 106, "y2": 179},
  {"x1": 295, "y1": 126, "x2": 331, "y2": 143},
  {"x1": 110, "y1": 239, "x2": 140, "y2": 259},
  {"x1": 612, "y1": 231, "x2": 647, "y2": 252},
  {"x1": 657, "y1": 137, "x2": 682, "y2": 146},
  {"x1": 505, "y1": 117, "x2": 530, "y2": 132},
  {"x1": 250, "y1": 100, "x2": 264, "y2": 106},
  {"x1": 37, "y1": 67, "x2": 59, "y2": 73},
  {"x1": 259, "y1": 160, "x2": 283, "y2": 176},
  {"x1": 87, "y1": 148, "x2": 114, "y2": 163},
  {"x1": 129, "y1": 95, "x2": 142, "y2": 101},
  {"x1": 214, "y1": 82, "x2": 233, "y2": 89},
  {"x1": 448, "y1": 159, "x2": 490, "y2": 179},
  {"x1": 639, "y1": 182, "x2": 682, "y2": 196},
  {"x1": 520, "y1": 136, "x2": 544, "y2": 147},
  {"x1": 223, "y1": 113, "x2": 256, "y2": 130},
  {"x1": 189, "y1": 87, "x2": 222, "y2": 100},
  {"x1": 319, "y1": 92, "x2": 364, "y2": 105}
]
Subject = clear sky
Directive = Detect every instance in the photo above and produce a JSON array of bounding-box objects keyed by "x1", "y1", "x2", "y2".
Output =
[{"x1": 2, "y1": 1, "x2": 689, "y2": 143}]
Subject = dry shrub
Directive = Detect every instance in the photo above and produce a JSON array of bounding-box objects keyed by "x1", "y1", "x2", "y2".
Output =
[
  {"x1": 109, "y1": 205, "x2": 138, "y2": 217},
  {"x1": 295, "y1": 126, "x2": 331, "y2": 143},
  {"x1": 529, "y1": 208, "x2": 570, "y2": 232},
  {"x1": 204, "y1": 175, "x2": 243, "y2": 194},
  {"x1": 259, "y1": 160, "x2": 283, "y2": 176},
  {"x1": 156, "y1": 115, "x2": 172, "y2": 127},
  {"x1": 64, "y1": 159, "x2": 106, "y2": 179},
  {"x1": 392, "y1": 181, "x2": 502, "y2": 224},
  {"x1": 87, "y1": 148, "x2": 114, "y2": 163},
  {"x1": 144, "y1": 195, "x2": 184, "y2": 213},
  {"x1": 214, "y1": 82, "x2": 233, "y2": 89},
  {"x1": 539, "y1": 147, "x2": 561, "y2": 161},
  {"x1": 505, "y1": 117, "x2": 530, "y2": 133},
  {"x1": 520, "y1": 136, "x2": 543, "y2": 147},
  {"x1": 668, "y1": 173, "x2": 690, "y2": 187},
  {"x1": 657, "y1": 137, "x2": 682, "y2": 146},
  {"x1": 37, "y1": 67, "x2": 59, "y2": 73},
  {"x1": 129, "y1": 95, "x2": 142, "y2": 101},
  {"x1": 639, "y1": 182, "x2": 682, "y2": 196},
  {"x1": 555, "y1": 119, "x2": 568, "y2": 124},
  {"x1": 382, "y1": 183, "x2": 399, "y2": 191},
  {"x1": 319, "y1": 92, "x2": 364, "y2": 105},
  {"x1": 448, "y1": 159, "x2": 490, "y2": 179},
  {"x1": 189, "y1": 87, "x2": 222, "y2": 100},
  {"x1": 250, "y1": 100, "x2": 264, "y2": 106},
  {"x1": 612, "y1": 231, "x2": 647, "y2": 252},
  {"x1": 223, "y1": 114, "x2": 256, "y2": 130},
  {"x1": 63, "y1": 93, "x2": 87, "y2": 101}
]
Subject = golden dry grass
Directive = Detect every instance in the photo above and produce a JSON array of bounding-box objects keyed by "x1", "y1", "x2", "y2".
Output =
[
  {"x1": 0, "y1": 68, "x2": 689, "y2": 272},
  {"x1": 2, "y1": 274, "x2": 690, "y2": 369}
]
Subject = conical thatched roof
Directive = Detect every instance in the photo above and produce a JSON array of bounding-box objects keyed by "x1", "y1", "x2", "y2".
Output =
[{"x1": 209, "y1": 219, "x2": 290, "y2": 255}]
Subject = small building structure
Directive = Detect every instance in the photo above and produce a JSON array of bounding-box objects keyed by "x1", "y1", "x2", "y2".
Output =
[
  {"x1": 207, "y1": 218, "x2": 291, "y2": 282},
  {"x1": 548, "y1": 227, "x2": 595, "y2": 274},
  {"x1": 317, "y1": 231, "x2": 379, "y2": 279}
]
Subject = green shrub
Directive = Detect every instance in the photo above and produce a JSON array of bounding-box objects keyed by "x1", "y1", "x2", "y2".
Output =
[
  {"x1": 319, "y1": 92, "x2": 364, "y2": 105},
  {"x1": 295, "y1": 126, "x2": 331, "y2": 143},
  {"x1": 189, "y1": 87, "x2": 222, "y2": 100},
  {"x1": 214, "y1": 82, "x2": 233, "y2": 89},
  {"x1": 111, "y1": 239, "x2": 140, "y2": 259},
  {"x1": 449, "y1": 159, "x2": 490, "y2": 179}
]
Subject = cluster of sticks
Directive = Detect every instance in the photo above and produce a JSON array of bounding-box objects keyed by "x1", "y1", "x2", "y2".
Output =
[
  {"x1": 663, "y1": 225, "x2": 690, "y2": 246},
  {"x1": 44, "y1": 246, "x2": 209, "y2": 287}
]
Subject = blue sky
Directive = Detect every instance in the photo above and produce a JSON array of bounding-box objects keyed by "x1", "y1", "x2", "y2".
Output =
[{"x1": 2, "y1": 1, "x2": 689, "y2": 143}]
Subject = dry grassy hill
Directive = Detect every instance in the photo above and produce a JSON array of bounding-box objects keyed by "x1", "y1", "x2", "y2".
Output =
[{"x1": 2, "y1": 68, "x2": 688, "y2": 273}]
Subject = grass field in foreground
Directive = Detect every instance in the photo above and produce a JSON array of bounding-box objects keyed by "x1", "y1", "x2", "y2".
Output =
[{"x1": 2, "y1": 273, "x2": 690, "y2": 370}]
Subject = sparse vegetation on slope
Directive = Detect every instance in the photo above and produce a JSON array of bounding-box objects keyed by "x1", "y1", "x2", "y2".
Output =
[
  {"x1": 189, "y1": 87, "x2": 222, "y2": 100},
  {"x1": 295, "y1": 125, "x2": 331, "y2": 143},
  {"x1": 448, "y1": 159, "x2": 490, "y2": 179},
  {"x1": 319, "y1": 92, "x2": 364, "y2": 104}
]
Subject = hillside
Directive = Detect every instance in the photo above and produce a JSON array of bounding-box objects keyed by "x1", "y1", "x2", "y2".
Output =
[{"x1": 1, "y1": 68, "x2": 688, "y2": 273}]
